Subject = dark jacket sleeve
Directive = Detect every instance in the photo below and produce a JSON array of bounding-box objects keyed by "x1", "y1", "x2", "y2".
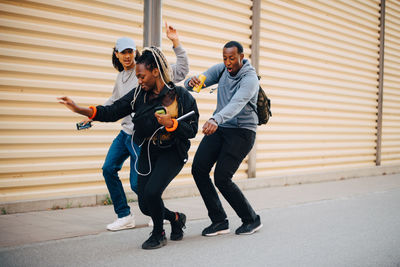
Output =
[
  {"x1": 174, "y1": 88, "x2": 199, "y2": 140},
  {"x1": 93, "y1": 89, "x2": 134, "y2": 122},
  {"x1": 132, "y1": 104, "x2": 160, "y2": 139}
]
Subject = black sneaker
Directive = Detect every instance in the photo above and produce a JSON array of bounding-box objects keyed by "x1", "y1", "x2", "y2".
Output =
[
  {"x1": 170, "y1": 212, "x2": 186, "y2": 241},
  {"x1": 235, "y1": 215, "x2": 263, "y2": 235},
  {"x1": 202, "y1": 220, "x2": 230, "y2": 236},
  {"x1": 142, "y1": 231, "x2": 167, "y2": 250}
]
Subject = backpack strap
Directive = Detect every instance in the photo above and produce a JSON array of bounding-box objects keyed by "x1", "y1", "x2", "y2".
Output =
[
  {"x1": 248, "y1": 76, "x2": 261, "y2": 114},
  {"x1": 218, "y1": 68, "x2": 258, "y2": 115},
  {"x1": 218, "y1": 68, "x2": 224, "y2": 82}
]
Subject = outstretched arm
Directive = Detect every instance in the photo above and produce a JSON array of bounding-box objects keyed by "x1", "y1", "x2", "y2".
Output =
[
  {"x1": 58, "y1": 89, "x2": 135, "y2": 122},
  {"x1": 57, "y1": 97, "x2": 94, "y2": 118}
]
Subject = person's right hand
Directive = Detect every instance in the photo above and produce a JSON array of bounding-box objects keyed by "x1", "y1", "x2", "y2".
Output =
[
  {"x1": 79, "y1": 118, "x2": 92, "y2": 126},
  {"x1": 57, "y1": 96, "x2": 79, "y2": 112},
  {"x1": 202, "y1": 119, "x2": 218, "y2": 135},
  {"x1": 188, "y1": 76, "x2": 202, "y2": 88}
]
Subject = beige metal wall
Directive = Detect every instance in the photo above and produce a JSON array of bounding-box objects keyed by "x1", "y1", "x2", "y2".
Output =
[
  {"x1": 257, "y1": 0, "x2": 382, "y2": 177},
  {"x1": 381, "y1": 0, "x2": 400, "y2": 165},
  {"x1": 0, "y1": 0, "x2": 143, "y2": 202},
  {"x1": 162, "y1": 0, "x2": 254, "y2": 183},
  {"x1": 1, "y1": 0, "x2": 399, "y2": 204}
]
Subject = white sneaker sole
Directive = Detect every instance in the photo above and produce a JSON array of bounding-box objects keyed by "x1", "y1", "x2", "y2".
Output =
[
  {"x1": 237, "y1": 223, "x2": 263, "y2": 235},
  {"x1": 107, "y1": 223, "x2": 136, "y2": 231},
  {"x1": 148, "y1": 219, "x2": 169, "y2": 227},
  {"x1": 204, "y1": 229, "x2": 231, "y2": 237}
]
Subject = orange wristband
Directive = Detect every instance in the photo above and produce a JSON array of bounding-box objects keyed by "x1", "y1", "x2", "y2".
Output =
[
  {"x1": 165, "y1": 119, "x2": 178, "y2": 132},
  {"x1": 88, "y1": 106, "x2": 97, "y2": 120}
]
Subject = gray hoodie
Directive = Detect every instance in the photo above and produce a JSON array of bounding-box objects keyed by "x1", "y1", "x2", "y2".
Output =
[
  {"x1": 184, "y1": 59, "x2": 258, "y2": 132},
  {"x1": 104, "y1": 45, "x2": 189, "y2": 135}
]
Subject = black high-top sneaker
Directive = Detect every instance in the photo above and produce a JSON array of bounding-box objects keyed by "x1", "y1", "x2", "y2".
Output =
[
  {"x1": 142, "y1": 231, "x2": 167, "y2": 250},
  {"x1": 170, "y1": 212, "x2": 186, "y2": 241}
]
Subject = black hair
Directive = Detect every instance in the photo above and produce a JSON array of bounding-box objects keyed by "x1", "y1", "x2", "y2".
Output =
[
  {"x1": 111, "y1": 48, "x2": 141, "y2": 72},
  {"x1": 223, "y1": 41, "x2": 243, "y2": 54},
  {"x1": 136, "y1": 47, "x2": 172, "y2": 86},
  {"x1": 136, "y1": 50, "x2": 158, "y2": 71}
]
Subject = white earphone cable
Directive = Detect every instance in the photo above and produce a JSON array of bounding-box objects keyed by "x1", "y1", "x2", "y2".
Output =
[{"x1": 130, "y1": 126, "x2": 163, "y2": 176}]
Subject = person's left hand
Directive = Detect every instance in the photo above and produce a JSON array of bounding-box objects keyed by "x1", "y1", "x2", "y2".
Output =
[
  {"x1": 155, "y1": 112, "x2": 174, "y2": 128},
  {"x1": 165, "y1": 22, "x2": 180, "y2": 47}
]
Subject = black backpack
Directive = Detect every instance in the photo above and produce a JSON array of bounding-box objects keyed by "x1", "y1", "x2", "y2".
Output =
[{"x1": 218, "y1": 70, "x2": 272, "y2": 125}]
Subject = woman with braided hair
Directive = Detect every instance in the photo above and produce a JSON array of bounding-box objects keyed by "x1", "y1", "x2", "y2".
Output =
[
  {"x1": 79, "y1": 23, "x2": 189, "y2": 232},
  {"x1": 58, "y1": 46, "x2": 199, "y2": 250}
]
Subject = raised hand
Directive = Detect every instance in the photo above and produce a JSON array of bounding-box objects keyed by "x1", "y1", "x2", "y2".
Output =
[{"x1": 165, "y1": 22, "x2": 180, "y2": 48}]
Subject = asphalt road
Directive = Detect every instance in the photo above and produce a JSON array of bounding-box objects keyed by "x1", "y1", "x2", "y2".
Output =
[{"x1": 1, "y1": 188, "x2": 400, "y2": 267}]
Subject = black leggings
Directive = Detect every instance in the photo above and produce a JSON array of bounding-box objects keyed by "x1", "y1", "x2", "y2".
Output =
[{"x1": 137, "y1": 143, "x2": 184, "y2": 234}]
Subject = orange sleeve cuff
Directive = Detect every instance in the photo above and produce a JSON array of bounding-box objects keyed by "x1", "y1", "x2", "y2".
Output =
[
  {"x1": 88, "y1": 106, "x2": 97, "y2": 120},
  {"x1": 165, "y1": 119, "x2": 178, "y2": 132}
]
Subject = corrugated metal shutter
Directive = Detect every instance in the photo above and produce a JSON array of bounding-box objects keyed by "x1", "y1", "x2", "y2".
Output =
[
  {"x1": 162, "y1": 0, "x2": 254, "y2": 183},
  {"x1": 0, "y1": 0, "x2": 143, "y2": 202},
  {"x1": 257, "y1": 0, "x2": 382, "y2": 177},
  {"x1": 381, "y1": 0, "x2": 400, "y2": 165}
]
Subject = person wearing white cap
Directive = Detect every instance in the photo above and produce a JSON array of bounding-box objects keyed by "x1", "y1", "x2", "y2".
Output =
[{"x1": 80, "y1": 23, "x2": 189, "y2": 231}]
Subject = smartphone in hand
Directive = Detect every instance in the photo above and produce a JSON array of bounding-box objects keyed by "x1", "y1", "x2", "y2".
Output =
[
  {"x1": 154, "y1": 106, "x2": 166, "y2": 115},
  {"x1": 76, "y1": 121, "x2": 92, "y2": 130}
]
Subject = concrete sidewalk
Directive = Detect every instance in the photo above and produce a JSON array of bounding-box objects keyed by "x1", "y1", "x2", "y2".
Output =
[{"x1": 1, "y1": 173, "x2": 400, "y2": 248}]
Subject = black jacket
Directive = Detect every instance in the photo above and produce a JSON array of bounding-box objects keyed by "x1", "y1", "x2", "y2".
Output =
[{"x1": 94, "y1": 84, "x2": 199, "y2": 162}]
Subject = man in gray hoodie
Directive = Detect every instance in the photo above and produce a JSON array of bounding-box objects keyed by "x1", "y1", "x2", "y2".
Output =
[{"x1": 184, "y1": 41, "x2": 262, "y2": 236}]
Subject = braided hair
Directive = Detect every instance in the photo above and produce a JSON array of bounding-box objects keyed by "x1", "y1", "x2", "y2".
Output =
[
  {"x1": 130, "y1": 47, "x2": 174, "y2": 110},
  {"x1": 136, "y1": 46, "x2": 173, "y2": 89}
]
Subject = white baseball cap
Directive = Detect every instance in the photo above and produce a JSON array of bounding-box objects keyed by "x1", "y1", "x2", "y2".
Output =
[{"x1": 115, "y1": 37, "x2": 136, "y2": 52}]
